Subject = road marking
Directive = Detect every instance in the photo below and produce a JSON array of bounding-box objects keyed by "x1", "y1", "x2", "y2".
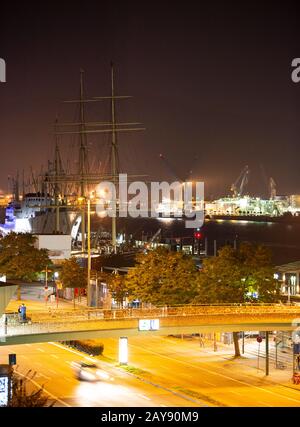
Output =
[
  {"x1": 38, "y1": 373, "x2": 51, "y2": 380},
  {"x1": 51, "y1": 354, "x2": 59, "y2": 359},
  {"x1": 229, "y1": 390, "x2": 242, "y2": 396},
  {"x1": 258, "y1": 401, "x2": 270, "y2": 407},
  {"x1": 63, "y1": 377, "x2": 74, "y2": 383},
  {"x1": 15, "y1": 370, "x2": 70, "y2": 407},
  {"x1": 203, "y1": 380, "x2": 217, "y2": 387},
  {"x1": 37, "y1": 348, "x2": 45, "y2": 353},
  {"x1": 128, "y1": 342, "x2": 300, "y2": 404},
  {"x1": 137, "y1": 393, "x2": 151, "y2": 401}
]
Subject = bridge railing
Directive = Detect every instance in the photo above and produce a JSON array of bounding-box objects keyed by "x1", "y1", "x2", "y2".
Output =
[{"x1": 3, "y1": 303, "x2": 300, "y2": 324}]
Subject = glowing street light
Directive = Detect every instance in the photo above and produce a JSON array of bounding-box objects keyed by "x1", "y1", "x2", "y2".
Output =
[{"x1": 119, "y1": 337, "x2": 128, "y2": 365}]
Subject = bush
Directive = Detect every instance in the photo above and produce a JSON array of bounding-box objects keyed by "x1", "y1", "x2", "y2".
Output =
[{"x1": 64, "y1": 340, "x2": 104, "y2": 356}]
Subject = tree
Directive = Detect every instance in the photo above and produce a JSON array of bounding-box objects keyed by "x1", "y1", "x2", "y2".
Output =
[
  {"x1": 60, "y1": 257, "x2": 87, "y2": 307},
  {"x1": 0, "y1": 232, "x2": 51, "y2": 300},
  {"x1": 0, "y1": 232, "x2": 50, "y2": 281},
  {"x1": 125, "y1": 247, "x2": 198, "y2": 306},
  {"x1": 7, "y1": 370, "x2": 55, "y2": 407},
  {"x1": 108, "y1": 272, "x2": 128, "y2": 308},
  {"x1": 193, "y1": 242, "x2": 279, "y2": 356},
  {"x1": 60, "y1": 257, "x2": 87, "y2": 289}
]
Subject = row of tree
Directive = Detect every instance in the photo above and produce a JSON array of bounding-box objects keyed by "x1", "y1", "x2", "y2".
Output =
[
  {"x1": 109, "y1": 243, "x2": 280, "y2": 306},
  {"x1": 0, "y1": 233, "x2": 280, "y2": 306}
]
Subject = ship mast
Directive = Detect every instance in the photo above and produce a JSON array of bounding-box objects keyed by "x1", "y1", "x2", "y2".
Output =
[
  {"x1": 54, "y1": 64, "x2": 145, "y2": 252},
  {"x1": 110, "y1": 63, "x2": 118, "y2": 250}
]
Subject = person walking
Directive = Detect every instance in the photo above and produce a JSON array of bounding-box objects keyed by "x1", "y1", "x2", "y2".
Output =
[{"x1": 20, "y1": 303, "x2": 26, "y2": 321}]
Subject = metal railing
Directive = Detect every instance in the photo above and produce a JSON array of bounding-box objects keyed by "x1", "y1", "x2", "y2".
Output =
[{"x1": 0, "y1": 303, "x2": 300, "y2": 340}]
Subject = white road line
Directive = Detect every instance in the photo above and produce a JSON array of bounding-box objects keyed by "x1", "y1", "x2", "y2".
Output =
[
  {"x1": 203, "y1": 380, "x2": 217, "y2": 387},
  {"x1": 37, "y1": 348, "x2": 45, "y2": 353},
  {"x1": 137, "y1": 393, "x2": 151, "y2": 401},
  {"x1": 15, "y1": 370, "x2": 70, "y2": 407},
  {"x1": 258, "y1": 401, "x2": 270, "y2": 407},
  {"x1": 38, "y1": 373, "x2": 51, "y2": 380},
  {"x1": 51, "y1": 354, "x2": 59, "y2": 359}
]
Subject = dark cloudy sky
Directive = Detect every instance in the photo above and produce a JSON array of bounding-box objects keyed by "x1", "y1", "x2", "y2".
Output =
[{"x1": 0, "y1": 1, "x2": 300, "y2": 199}]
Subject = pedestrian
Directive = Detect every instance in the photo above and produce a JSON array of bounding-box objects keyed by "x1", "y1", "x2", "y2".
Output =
[{"x1": 20, "y1": 303, "x2": 26, "y2": 321}]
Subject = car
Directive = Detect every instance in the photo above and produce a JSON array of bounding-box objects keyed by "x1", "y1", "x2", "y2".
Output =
[{"x1": 71, "y1": 361, "x2": 113, "y2": 382}]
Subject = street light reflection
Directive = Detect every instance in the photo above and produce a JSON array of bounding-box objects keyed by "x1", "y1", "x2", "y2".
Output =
[{"x1": 75, "y1": 381, "x2": 133, "y2": 406}]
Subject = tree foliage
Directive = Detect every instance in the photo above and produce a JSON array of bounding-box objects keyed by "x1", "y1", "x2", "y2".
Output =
[
  {"x1": 193, "y1": 242, "x2": 279, "y2": 304},
  {"x1": 60, "y1": 257, "x2": 87, "y2": 289},
  {"x1": 125, "y1": 247, "x2": 198, "y2": 305},
  {"x1": 7, "y1": 370, "x2": 55, "y2": 407},
  {"x1": 108, "y1": 272, "x2": 128, "y2": 307},
  {"x1": 0, "y1": 232, "x2": 50, "y2": 281}
]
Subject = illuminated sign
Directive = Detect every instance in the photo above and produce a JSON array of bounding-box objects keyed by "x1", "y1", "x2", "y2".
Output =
[
  {"x1": 119, "y1": 337, "x2": 128, "y2": 365},
  {"x1": 138, "y1": 319, "x2": 160, "y2": 331},
  {"x1": 0, "y1": 376, "x2": 9, "y2": 406}
]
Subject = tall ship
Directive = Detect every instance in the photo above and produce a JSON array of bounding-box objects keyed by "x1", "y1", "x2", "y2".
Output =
[{"x1": 0, "y1": 64, "x2": 146, "y2": 252}]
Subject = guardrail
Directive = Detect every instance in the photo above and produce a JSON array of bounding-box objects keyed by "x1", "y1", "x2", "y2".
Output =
[{"x1": 2, "y1": 304, "x2": 300, "y2": 326}]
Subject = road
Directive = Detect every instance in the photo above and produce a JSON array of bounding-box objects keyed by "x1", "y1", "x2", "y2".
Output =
[
  {"x1": 97, "y1": 335, "x2": 300, "y2": 407},
  {"x1": 0, "y1": 341, "x2": 202, "y2": 407},
  {"x1": 2, "y1": 335, "x2": 300, "y2": 407}
]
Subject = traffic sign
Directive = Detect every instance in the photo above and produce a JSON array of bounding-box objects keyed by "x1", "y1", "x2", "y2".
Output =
[
  {"x1": 257, "y1": 336, "x2": 263, "y2": 343},
  {"x1": 8, "y1": 354, "x2": 16, "y2": 365}
]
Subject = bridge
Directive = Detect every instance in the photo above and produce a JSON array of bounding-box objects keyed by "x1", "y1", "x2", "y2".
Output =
[{"x1": 1, "y1": 304, "x2": 300, "y2": 346}]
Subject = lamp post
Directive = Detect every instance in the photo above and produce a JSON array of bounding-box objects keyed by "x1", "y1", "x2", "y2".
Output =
[
  {"x1": 78, "y1": 196, "x2": 92, "y2": 307},
  {"x1": 87, "y1": 198, "x2": 91, "y2": 307}
]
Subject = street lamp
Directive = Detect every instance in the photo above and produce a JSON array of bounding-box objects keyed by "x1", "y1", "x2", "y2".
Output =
[
  {"x1": 87, "y1": 197, "x2": 91, "y2": 307},
  {"x1": 77, "y1": 195, "x2": 93, "y2": 307}
]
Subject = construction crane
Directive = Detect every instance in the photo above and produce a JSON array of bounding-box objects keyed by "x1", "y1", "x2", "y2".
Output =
[
  {"x1": 230, "y1": 165, "x2": 250, "y2": 197},
  {"x1": 269, "y1": 177, "x2": 276, "y2": 200},
  {"x1": 159, "y1": 154, "x2": 184, "y2": 182}
]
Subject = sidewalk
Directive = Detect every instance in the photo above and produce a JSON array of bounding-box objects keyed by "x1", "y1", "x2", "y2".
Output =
[{"x1": 182, "y1": 335, "x2": 300, "y2": 393}]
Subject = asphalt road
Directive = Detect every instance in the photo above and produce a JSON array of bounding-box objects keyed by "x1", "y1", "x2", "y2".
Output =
[
  {"x1": 97, "y1": 335, "x2": 300, "y2": 407},
  {"x1": 0, "y1": 341, "x2": 202, "y2": 407},
  {"x1": 2, "y1": 335, "x2": 300, "y2": 407}
]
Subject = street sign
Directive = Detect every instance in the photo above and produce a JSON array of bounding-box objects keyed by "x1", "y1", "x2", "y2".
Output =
[
  {"x1": 257, "y1": 336, "x2": 263, "y2": 343},
  {"x1": 138, "y1": 319, "x2": 160, "y2": 331},
  {"x1": 8, "y1": 354, "x2": 16, "y2": 365}
]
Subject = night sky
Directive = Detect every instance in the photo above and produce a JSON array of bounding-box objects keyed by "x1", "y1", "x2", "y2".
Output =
[{"x1": 1, "y1": 1, "x2": 300, "y2": 199}]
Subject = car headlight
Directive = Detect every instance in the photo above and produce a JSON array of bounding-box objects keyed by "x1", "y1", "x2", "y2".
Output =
[
  {"x1": 96, "y1": 370, "x2": 110, "y2": 380},
  {"x1": 81, "y1": 371, "x2": 96, "y2": 381}
]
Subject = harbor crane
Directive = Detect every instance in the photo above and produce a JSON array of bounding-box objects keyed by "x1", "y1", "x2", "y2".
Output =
[
  {"x1": 269, "y1": 177, "x2": 276, "y2": 200},
  {"x1": 230, "y1": 165, "x2": 250, "y2": 197}
]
